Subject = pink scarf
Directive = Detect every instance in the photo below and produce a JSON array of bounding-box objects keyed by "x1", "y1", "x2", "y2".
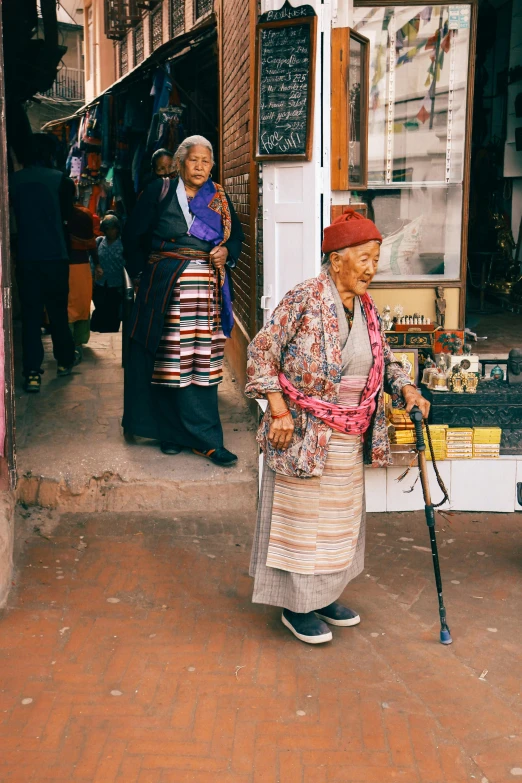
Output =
[{"x1": 278, "y1": 292, "x2": 384, "y2": 436}]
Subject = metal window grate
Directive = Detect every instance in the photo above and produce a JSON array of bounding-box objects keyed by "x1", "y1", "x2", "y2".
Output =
[
  {"x1": 134, "y1": 22, "x2": 144, "y2": 64},
  {"x1": 195, "y1": 0, "x2": 212, "y2": 19},
  {"x1": 43, "y1": 67, "x2": 85, "y2": 101},
  {"x1": 151, "y1": 6, "x2": 163, "y2": 50},
  {"x1": 120, "y1": 37, "x2": 129, "y2": 75},
  {"x1": 105, "y1": 0, "x2": 141, "y2": 40},
  {"x1": 170, "y1": 0, "x2": 184, "y2": 37}
]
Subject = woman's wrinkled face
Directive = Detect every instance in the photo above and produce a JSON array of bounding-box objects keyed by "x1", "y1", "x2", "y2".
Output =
[
  {"x1": 154, "y1": 155, "x2": 174, "y2": 178},
  {"x1": 330, "y1": 240, "x2": 380, "y2": 297},
  {"x1": 180, "y1": 145, "x2": 213, "y2": 190}
]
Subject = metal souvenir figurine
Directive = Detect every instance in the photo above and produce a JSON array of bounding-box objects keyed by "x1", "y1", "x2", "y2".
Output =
[
  {"x1": 463, "y1": 372, "x2": 478, "y2": 393},
  {"x1": 421, "y1": 356, "x2": 437, "y2": 385},
  {"x1": 449, "y1": 370, "x2": 464, "y2": 393},
  {"x1": 507, "y1": 348, "x2": 522, "y2": 385},
  {"x1": 490, "y1": 364, "x2": 505, "y2": 381},
  {"x1": 435, "y1": 286, "x2": 446, "y2": 328},
  {"x1": 381, "y1": 304, "x2": 393, "y2": 331}
]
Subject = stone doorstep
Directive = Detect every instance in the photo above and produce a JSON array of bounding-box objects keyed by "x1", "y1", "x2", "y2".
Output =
[
  {"x1": 14, "y1": 330, "x2": 259, "y2": 515},
  {"x1": 16, "y1": 418, "x2": 259, "y2": 515},
  {"x1": 16, "y1": 471, "x2": 258, "y2": 514}
]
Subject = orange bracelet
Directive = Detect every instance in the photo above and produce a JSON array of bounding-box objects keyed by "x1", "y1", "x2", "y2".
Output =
[{"x1": 271, "y1": 409, "x2": 290, "y2": 419}]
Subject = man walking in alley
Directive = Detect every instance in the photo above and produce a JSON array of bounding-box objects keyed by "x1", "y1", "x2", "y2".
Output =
[{"x1": 10, "y1": 133, "x2": 77, "y2": 392}]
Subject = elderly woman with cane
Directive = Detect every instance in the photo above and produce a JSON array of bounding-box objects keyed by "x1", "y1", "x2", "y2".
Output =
[{"x1": 246, "y1": 209, "x2": 430, "y2": 644}]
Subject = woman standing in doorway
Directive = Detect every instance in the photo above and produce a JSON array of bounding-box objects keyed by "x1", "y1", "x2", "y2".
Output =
[{"x1": 122, "y1": 135, "x2": 244, "y2": 466}]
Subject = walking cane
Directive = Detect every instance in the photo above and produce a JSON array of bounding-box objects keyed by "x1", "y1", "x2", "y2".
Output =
[{"x1": 409, "y1": 406, "x2": 453, "y2": 645}]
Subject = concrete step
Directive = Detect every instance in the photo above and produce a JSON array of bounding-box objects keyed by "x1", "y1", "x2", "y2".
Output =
[{"x1": 15, "y1": 332, "x2": 259, "y2": 514}]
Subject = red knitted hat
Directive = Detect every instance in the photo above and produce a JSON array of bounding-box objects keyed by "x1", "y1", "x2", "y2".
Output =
[{"x1": 322, "y1": 208, "x2": 382, "y2": 253}]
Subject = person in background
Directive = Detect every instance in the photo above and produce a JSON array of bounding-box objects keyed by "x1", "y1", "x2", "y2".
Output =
[
  {"x1": 91, "y1": 215, "x2": 125, "y2": 333},
  {"x1": 151, "y1": 148, "x2": 175, "y2": 178},
  {"x1": 67, "y1": 202, "x2": 101, "y2": 362},
  {"x1": 10, "y1": 133, "x2": 76, "y2": 392},
  {"x1": 140, "y1": 149, "x2": 175, "y2": 192}
]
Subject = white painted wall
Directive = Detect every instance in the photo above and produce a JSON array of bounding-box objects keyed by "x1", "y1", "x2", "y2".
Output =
[
  {"x1": 366, "y1": 457, "x2": 522, "y2": 513},
  {"x1": 260, "y1": 0, "x2": 344, "y2": 319}
]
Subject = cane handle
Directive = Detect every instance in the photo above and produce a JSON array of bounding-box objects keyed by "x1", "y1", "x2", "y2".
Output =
[{"x1": 409, "y1": 406, "x2": 426, "y2": 452}]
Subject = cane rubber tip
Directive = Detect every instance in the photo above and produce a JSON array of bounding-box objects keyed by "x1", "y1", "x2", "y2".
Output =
[{"x1": 440, "y1": 628, "x2": 453, "y2": 645}]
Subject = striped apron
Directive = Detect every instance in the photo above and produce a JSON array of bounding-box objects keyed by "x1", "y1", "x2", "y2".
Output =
[{"x1": 151, "y1": 259, "x2": 226, "y2": 388}]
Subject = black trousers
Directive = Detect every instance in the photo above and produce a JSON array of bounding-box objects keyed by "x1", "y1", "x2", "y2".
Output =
[
  {"x1": 123, "y1": 339, "x2": 224, "y2": 450},
  {"x1": 16, "y1": 260, "x2": 76, "y2": 375},
  {"x1": 91, "y1": 284, "x2": 122, "y2": 333}
]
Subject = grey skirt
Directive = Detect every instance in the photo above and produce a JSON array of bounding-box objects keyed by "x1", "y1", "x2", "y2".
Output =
[{"x1": 249, "y1": 465, "x2": 366, "y2": 613}]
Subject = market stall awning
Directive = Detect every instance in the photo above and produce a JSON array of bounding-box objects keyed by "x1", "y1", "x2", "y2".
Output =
[{"x1": 42, "y1": 16, "x2": 216, "y2": 130}]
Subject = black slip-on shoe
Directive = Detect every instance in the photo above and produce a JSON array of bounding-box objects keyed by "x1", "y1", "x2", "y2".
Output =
[
  {"x1": 192, "y1": 447, "x2": 238, "y2": 467},
  {"x1": 315, "y1": 602, "x2": 361, "y2": 627},
  {"x1": 160, "y1": 442, "x2": 183, "y2": 455},
  {"x1": 282, "y1": 609, "x2": 333, "y2": 644}
]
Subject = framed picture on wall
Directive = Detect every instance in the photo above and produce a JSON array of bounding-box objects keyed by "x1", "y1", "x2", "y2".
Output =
[
  {"x1": 395, "y1": 349, "x2": 419, "y2": 386},
  {"x1": 331, "y1": 28, "x2": 370, "y2": 190}
]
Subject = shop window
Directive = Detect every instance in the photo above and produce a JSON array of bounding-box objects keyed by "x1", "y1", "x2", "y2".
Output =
[
  {"x1": 195, "y1": 0, "x2": 213, "y2": 19},
  {"x1": 134, "y1": 22, "x2": 144, "y2": 64},
  {"x1": 120, "y1": 36, "x2": 129, "y2": 76},
  {"x1": 151, "y1": 6, "x2": 163, "y2": 50},
  {"x1": 170, "y1": 0, "x2": 184, "y2": 37},
  {"x1": 351, "y1": 4, "x2": 472, "y2": 282}
]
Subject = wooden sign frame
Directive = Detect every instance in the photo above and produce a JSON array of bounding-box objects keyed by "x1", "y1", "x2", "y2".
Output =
[
  {"x1": 331, "y1": 27, "x2": 370, "y2": 190},
  {"x1": 254, "y1": 12, "x2": 317, "y2": 162}
]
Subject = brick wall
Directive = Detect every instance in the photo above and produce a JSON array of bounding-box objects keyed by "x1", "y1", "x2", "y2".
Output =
[{"x1": 222, "y1": 0, "x2": 255, "y2": 337}]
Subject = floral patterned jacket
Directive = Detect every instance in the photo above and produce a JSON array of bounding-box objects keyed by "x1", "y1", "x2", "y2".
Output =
[{"x1": 245, "y1": 271, "x2": 413, "y2": 477}]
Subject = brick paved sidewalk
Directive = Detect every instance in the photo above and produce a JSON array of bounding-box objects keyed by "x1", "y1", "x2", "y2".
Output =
[{"x1": 1, "y1": 508, "x2": 521, "y2": 782}]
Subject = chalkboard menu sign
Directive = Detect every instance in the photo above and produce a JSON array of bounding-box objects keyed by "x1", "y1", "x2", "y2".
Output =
[{"x1": 255, "y1": 2, "x2": 317, "y2": 161}]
